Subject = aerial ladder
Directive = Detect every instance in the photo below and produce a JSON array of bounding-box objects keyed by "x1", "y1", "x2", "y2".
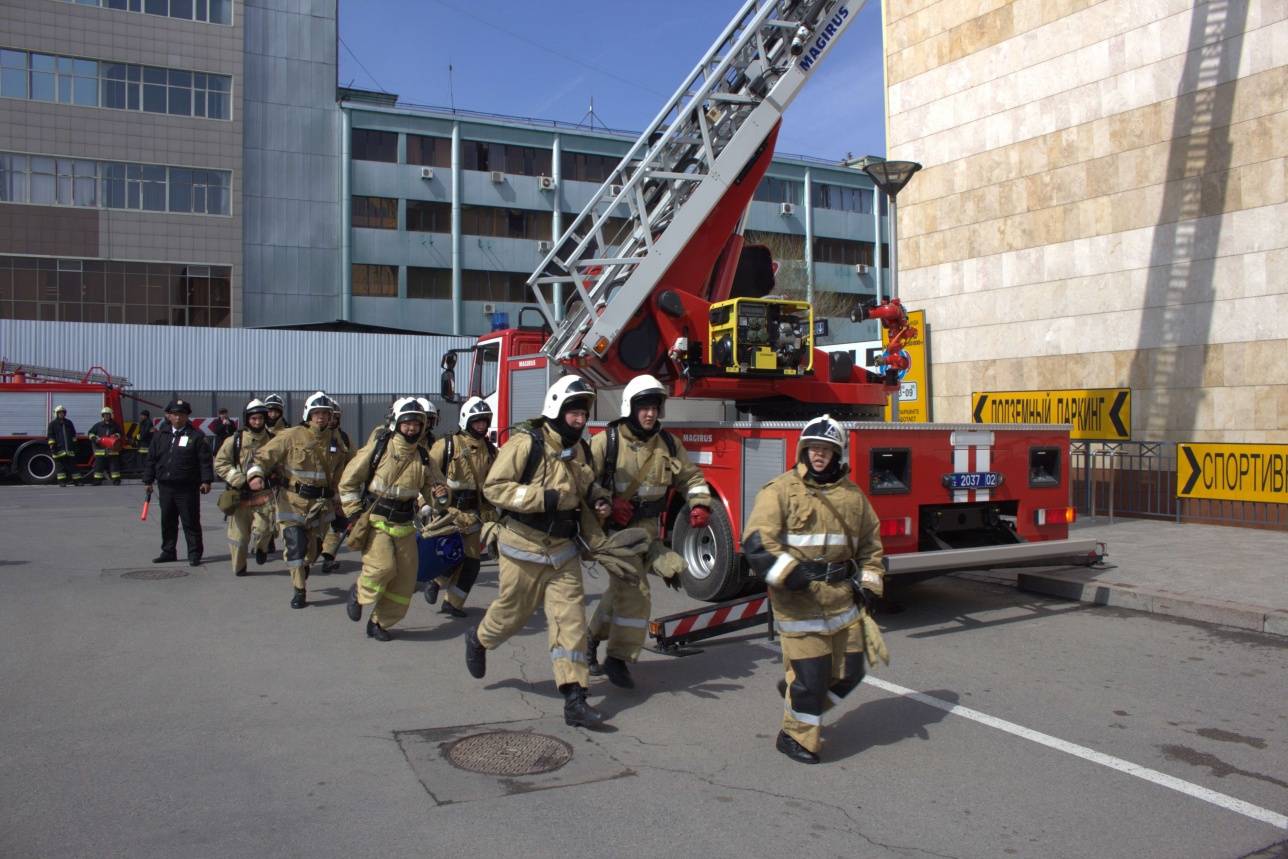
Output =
[{"x1": 528, "y1": 0, "x2": 898, "y2": 419}]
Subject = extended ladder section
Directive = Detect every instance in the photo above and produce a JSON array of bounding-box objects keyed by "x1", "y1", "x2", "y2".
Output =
[
  {"x1": 531, "y1": 0, "x2": 864, "y2": 370},
  {"x1": 0, "y1": 360, "x2": 130, "y2": 388}
]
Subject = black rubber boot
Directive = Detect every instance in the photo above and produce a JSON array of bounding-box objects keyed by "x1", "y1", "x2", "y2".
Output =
[
  {"x1": 777, "y1": 679, "x2": 787, "y2": 697},
  {"x1": 586, "y1": 637, "x2": 604, "y2": 677},
  {"x1": 465, "y1": 627, "x2": 487, "y2": 678},
  {"x1": 424, "y1": 581, "x2": 440, "y2": 604},
  {"x1": 366, "y1": 617, "x2": 392, "y2": 642},
  {"x1": 267, "y1": 539, "x2": 277, "y2": 555},
  {"x1": 112, "y1": 478, "x2": 121, "y2": 486},
  {"x1": 776, "y1": 730, "x2": 820, "y2": 764},
  {"x1": 602, "y1": 656, "x2": 635, "y2": 690},
  {"x1": 290, "y1": 588, "x2": 307, "y2": 609},
  {"x1": 188, "y1": 555, "x2": 202, "y2": 567},
  {"x1": 561, "y1": 684, "x2": 607, "y2": 729},
  {"x1": 234, "y1": 567, "x2": 248, "y2": 577},
  {"x1": 321, "y1": 553, "x2": 339, "y2": 574},
  {"x1": 255, "y1": 548, "x2": 267, "y2": 565},
  {"x1": 346, "y1": 584, "x2": 361, "y2": 622},
  {"x1": 152, "y1": 552, "x2": 177, "y2": 564},
  {"x1": 440, "y1": 602, "x2": 467, "y2": 618}
]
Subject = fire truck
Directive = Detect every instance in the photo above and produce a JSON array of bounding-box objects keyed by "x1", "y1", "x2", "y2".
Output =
[
  {"x1": 443, "y1": 0, "x2": 1102, "y2": 624},
  {"x1": 0, "y1": 362, "x2": 133, "y2": 485}
]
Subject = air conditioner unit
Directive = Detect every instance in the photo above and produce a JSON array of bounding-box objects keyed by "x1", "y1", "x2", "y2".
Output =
[
  {"x1": 537, "y1": 240, "x2": 553, "y2": 253},
  {"x1": 481, "y1": 303, "x2": 496, "y2": 314},
  {"x1": 610, "y1": 183, "x2": 624, "y2": 196},
  {"x1": 854, "y1": 263, "x2": 871, "y2": 275},
  {"x1": 778, "y1": 202, "x2": 795, "y2": 216},
  {"x1": 419, "y1": 167, "x2": 434, "y2": 180},
  {"x1": 490, "y1": 170, "x2": 505, "y2": 183},
  {"x1": 537, "y1": 175, "x2": 557, "y2": 191}
]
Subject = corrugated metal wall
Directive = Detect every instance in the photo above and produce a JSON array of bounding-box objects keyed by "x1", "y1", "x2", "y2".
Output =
[{"x1": 0, "y1": 320, "x2": 474, "y2": 393}]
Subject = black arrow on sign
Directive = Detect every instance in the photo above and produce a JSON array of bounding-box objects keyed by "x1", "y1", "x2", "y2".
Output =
[
  {"x1": 973, "y1": 394, "x2": 987, "y2": 423},
  {"x1": 1109, "y1": 390, "x2": 1129, "y2": 438},
  {"x1": 1180, "y1": 446, "x2": 1201, "y2": 495}
]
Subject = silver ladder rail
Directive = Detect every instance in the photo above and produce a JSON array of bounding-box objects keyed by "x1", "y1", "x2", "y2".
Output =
[{"x1": 530, "y1": 0, "x2": 866, "y2": 369}]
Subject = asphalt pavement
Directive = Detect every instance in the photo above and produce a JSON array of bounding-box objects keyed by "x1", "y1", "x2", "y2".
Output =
[{"x1": 0, "y1": 483, "x2": 1285, "y2": 859}]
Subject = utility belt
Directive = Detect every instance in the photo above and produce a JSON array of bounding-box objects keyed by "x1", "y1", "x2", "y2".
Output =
[
  {"x1": 629, "y1": 497, "x2": 667, "y2": 522},
  {"x1": 796, "y1": 559, "x2": 858, "y2": 584},
  {"x1": 505, "y1": 508, "x2": 581, "y2": 540},
  {"x1": 291, "y1": 482, "x2": 333, "y2": 500},
  {"x1": 452, "y1": 489, "x2": 480, "y2": 509},
  {"x1": 369, "y1": 496, "x2": 416, "y2": 524}
]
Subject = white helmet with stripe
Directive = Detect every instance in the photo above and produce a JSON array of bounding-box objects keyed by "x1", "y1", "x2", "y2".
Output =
[
  {"x1": 620, "y1": 374, "x2": 667, "y2": 419},
  {"x1": 302, "y1": 391, "x2": 338, "y2": 422},
  {"x1": 459, "y1": 396, "x2": 493, "y2": 432},
  {"x1": 416, "y1": 397, "x2": 439, "y2": 429},
  {"x1": 392, "y1": 396, "x2": 427, "y2": 425},
  {"x1": 797, "y1": 414, "x2": 847, "y2": 463},
  {"x1": 541, "y1": 375, "x2": 595, "y2": 420}
]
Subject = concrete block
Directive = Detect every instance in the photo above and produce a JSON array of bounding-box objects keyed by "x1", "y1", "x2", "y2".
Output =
[
  {"x1": 1149, "y1": 595, "x2": 1266, "y2": 632},
  {"x1": 1263, "y1": 611, "x2": 1288, "y2": 638}
]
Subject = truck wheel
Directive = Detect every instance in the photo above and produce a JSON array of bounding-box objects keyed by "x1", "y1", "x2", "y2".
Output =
[
  {"x1": 672, "y1": 501, "x2": 743, "y2": 602},
  {"x1": 17, "y1": 449, "x2": 57, "y2": 485}
]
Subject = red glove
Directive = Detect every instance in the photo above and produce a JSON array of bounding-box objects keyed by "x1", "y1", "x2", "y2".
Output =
[
  {"x1": 689, "y1": 506, "x2": 711, "y2": 528},
  {"x1": 610, "y1": 497, "x2": 635, "y2": 527}
]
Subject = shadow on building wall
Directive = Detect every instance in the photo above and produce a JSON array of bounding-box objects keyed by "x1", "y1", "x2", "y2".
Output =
[{"x1": 1129, "y1": 0, "x2": 1248, "y2": 437}]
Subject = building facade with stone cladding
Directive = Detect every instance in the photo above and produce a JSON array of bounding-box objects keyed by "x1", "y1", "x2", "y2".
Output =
[{"x1": 883, "y1": 0, "x2": 1287, "y2": 443}]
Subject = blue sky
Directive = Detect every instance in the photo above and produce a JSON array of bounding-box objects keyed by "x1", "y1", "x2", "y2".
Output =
[{"x1": 336, "y1": 0, "x2": 887, "y2": 161}]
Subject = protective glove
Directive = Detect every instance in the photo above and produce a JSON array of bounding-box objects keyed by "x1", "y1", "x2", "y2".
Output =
[
  {"x1": 689, "y1": 506, "x2": 711, "y2": 528},
  {"x1": 599, "y1": 527, "x2": 650, "y2": 560},
  {"x1": 780, "y1": 565, "x2": 811, "y2": 592},
  {"x1": 610, "y1": 497, "x2": 635, "y2": 528},
  {"x1": 594, "y1": 554, "x2": 640, "y2": 584},
  {"x1": 650, "y1": 547, "x2": 686, "y2": 591}
]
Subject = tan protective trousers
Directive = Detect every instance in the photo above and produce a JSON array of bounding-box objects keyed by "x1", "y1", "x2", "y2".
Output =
[
  {"x1": 588, "y1": 566, "x2": 651, "y2": 662},
  {"x1": 226, "y1": 503, "x2": 273, "y2": 574},
  {"x1": 281, "y1": 522, "x2": 325, "y2": 590},
  {"x1": 781, "y1": 622, "x2": 866, "y2": 754},
  {"x1": 356, "y1": 529, "x2": 418, "y2": 628},
  {"x1": 477, "y1": 542, "x2": 589, "y2": 688},
  {"x1": 321, "y1": 524, "x2": 345, "y2": 558},
  {"x1": 432, "y1": 531, "x2": 482, "y2": 609}
]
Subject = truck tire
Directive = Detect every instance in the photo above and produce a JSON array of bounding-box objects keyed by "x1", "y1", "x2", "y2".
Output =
[
  {"x1": 671, "y1": 501, "x2": 743, "y2": 602},
  {"x1": 17, "y1": 448, "x2": 57, "y2": 485}
]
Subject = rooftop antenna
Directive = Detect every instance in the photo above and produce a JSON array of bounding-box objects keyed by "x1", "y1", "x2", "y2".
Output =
[
  {"x1": 448, "y1": 63, "x2": 455, "y2": 112},
  {"x1": 578, "y1": 96, "x2": 607, "y2": 130}
]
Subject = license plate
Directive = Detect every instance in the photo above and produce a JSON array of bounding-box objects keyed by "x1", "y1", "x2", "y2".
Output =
[{"x1": 942, "y1": 471, "x2": 1004, "y2": 490}]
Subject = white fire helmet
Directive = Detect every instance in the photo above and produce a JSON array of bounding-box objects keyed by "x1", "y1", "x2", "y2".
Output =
[
  {"x1": 302, "y1": 391, "x2": 338, "y2": 422},
  {"x1": 459, "y1": 396, "x2": 493, "y2": 432},
  {"x1": 416, "y1": 397, "x2": 439, "y2": 427},
  {"x1": 797, "y1": 414, "x2": 847, "y2": 463},
  {"x1": 263, "y1": 394, "x2": 284, "y2": 410},
  {"x1": 620, "y1": 374, "x2": 667, "y2": 419},
  {"x1": 392, "y1": 396, "x2": 427, "y2": 426},
  {"x1": 244, "y1": 398, "x2": 268, "y2": 418},
  {"x1": 541, "y1": 375, "x2": 596, "y2": 420}
]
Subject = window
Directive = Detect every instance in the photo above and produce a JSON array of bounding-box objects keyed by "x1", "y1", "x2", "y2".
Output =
[
  {"x1": 870, "y1": 449, "x2": 910, "y2": 494},
  {"x1": 813, "y1": 182, "x2": 873, "y2": 213},
  {"x1": 407, "y1": 267, "x2": 528, "y2": 301},
  {"x1": 407, "y1": 134, "x2": 450, "y2": 168},
  {"x1": 352, "y1": 129, "x2": 396, "y2": 163},
  {"x1": 813, "y1": 237, "x2": 873, "y2": 267},
  {"x1": 352, "y1": 264, "x2": 397, "y2": 297},
  {"x1": 0, "y1": 154, "x2": 27, "y2": 202},
  {"x1": 407, "y1": 200, "x2": 449, "y2": 233},
  {"x1": 0, "y1": 150, "x2": 231, "y2": 215},
  {"x1": 461, "y1": 141, "x2": 551, "y2": 176},
  {"x1": 0, "y1": 256, "x2": 231, "y2": 327},
  {"x1": 407, "y1": 266, "x2": 450, "y2": 299},
  {"x1": 58, "y1": 0, "x2": 232, "y2": 23},
  {"x1": 754, "y1": 177, "x2": 803, "y2": 206},
  {"x1": 352, "y1": 196, "x2": 397, "y2": 229},
  {"x1": 0, "y1": 49, "x2": 229, "y2": 119},
  {"x1": 461, "y1": 206, "x2": 552, "y2": 240},
  {"x1": 560, "y1": 150, "x2": 619, "y2": 183}
]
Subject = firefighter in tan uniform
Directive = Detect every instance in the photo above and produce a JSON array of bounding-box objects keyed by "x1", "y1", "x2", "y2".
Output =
[
  {"x1": 424, "y1": 396, "x2": 497, "y2": 618},
  {"x1": 339, "y1": 398, "x2": 448, "y2": 641},
  {"x1": 319, "y1": 406, "x2": 354, "y2": 573},
  {"x1": 246, "y1": 392, "x2": 348, "y2": 609},
  {"x1": 213, "y1": 399, "x2": 275, "y2": 577},
  {"x1": 465, "y1": 376, "x2": 617, "y2": 728},
  {"x1": 586, "y1": 375, "x2": 712, "y2": 688},
  {"x1": 742, "y1": 415, "x2": 885, "y2": 764},
  {"x1": 257, "y1": 393, "x2": 289, "y2": 561}
]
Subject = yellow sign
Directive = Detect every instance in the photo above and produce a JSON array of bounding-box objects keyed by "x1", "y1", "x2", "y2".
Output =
[
  {"x1": 882, "y1": 309, "x2": 928, "y2": 422},
  {"x1": 1177, "y1": 443, "x2": 1288, "y2": 504},
  {"x1": 971, "y1": 388, "x2": 1130, "y2": 441}
]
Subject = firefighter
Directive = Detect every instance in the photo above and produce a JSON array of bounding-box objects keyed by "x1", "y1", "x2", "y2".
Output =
[
  {"x1": 424, "y1": 396, "x2": 497, "y2": 618},
  {"x1": 586, "y1": 375, "x2": 712, "y2": 688},
  {"x1": 465, "y1": 375, "x2": 617, "y2": 728},
  {"x1": 213, "y1": 399, "x2": 276, "y2": 577},
  {"x1": 46, "y1": 405, "x2": 79, "y2": 487},
  {"x1": 259, "y1": 393, "x2": 288, "y2": 558},
  {"x1": 319, "y1": 406, "x2": 354, "y2": 573},
  {"x1": 134, "y1": 409, "x2": 155, "y2": 450},
  {"x1": 245, "y1": 392, "x2": 348, "y2": 609},
  {"x1": 263, "y1": 394, "x2": 288, "y2": 432},
  {"x1": 143, "y1": 399, "x2": 214, "y2": 566},
  {"x1": 88, "y1": 406, "x2": 125, "y2": 485},
  {"x1": 339, "y1": 397, "x2": 449, "y2": 641},
  {"x1": 741, "y1": 415, "x2": 885, "y2": 764}
]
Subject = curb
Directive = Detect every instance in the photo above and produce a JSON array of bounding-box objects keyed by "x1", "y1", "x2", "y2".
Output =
[{"x1": 1010, "y1": 571, "x2": 1288, "y2": 638}]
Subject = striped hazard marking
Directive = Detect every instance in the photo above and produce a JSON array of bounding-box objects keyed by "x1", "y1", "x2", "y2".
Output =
[{"x1": 656, "y1": 596, "x2": 768, "y2": 641}]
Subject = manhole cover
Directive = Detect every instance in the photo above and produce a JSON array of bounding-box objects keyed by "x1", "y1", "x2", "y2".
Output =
[
  {"x1": 120, "y1": 568, "x2": 191, "y2": 580},
  {"x1": 444, "y1": 731, "x2": 573, "y2": 776}
]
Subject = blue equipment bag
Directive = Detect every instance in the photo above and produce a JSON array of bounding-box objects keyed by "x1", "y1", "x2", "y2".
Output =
[{"x1": 417, "y1": 532, "x2": 465, "y2": 582}]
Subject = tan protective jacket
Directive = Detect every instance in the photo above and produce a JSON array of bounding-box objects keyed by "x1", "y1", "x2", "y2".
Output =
[
  {"x1": 590, "y1": 421, "x2": 711, "y2": 537},
  {"x1": 247, "y1": 425, "x2": 348, "y2": 523},
  {"x1": 483, "y1": 421, "x2": 608, "y2": 563},
  {"x1": 213, "y1": 426, "x2": 273, "y2": 489},
  {"x1": 338, "y1": 431, "x2": 446, "y2": 526},
  {"x1": 742, "y1": 464, "x2": 884, "y2": 636},
  {"x1": 429, "y1": 431, "x2": 496, "y2": 536}
]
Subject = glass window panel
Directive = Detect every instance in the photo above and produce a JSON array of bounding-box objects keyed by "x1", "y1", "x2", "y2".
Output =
[
  {"x1": 170, "y1": 0, "x2": 193, "y2": 18},
  {"x1": 102, "y1": 78, "x2": 126, "y2": 108},
  {"x1": 145, "y1": 0, "x2": 167, "y2": 14},
  {"x1": 0, "y1": 50, "x2": 25, "y2": 69},
  {"x1": 351, "y1": 129, "x2": 396, "y2": 163},
  {"x1": 127, "y1": 79, "x2": 140, "y2": 110},
  {"x1": 0, "y1": 68, "x2": 26, "y2": 99},
  {"x1": 168, "y1": 82, "x2": 190, "y2": 115},
  {"x1": 196, "y1": 0, "x2": 208, "y2": 20},
  {"x1": 83, "y1": 268, "x2": 105, "y2": 303},
  {"x1": 143, "y1": 85, "x2": 166, "y2": 113},
  {"x1": 72, "y1": 160, "x2": 97, "y2": 206},
  {"x1": 60, "y1": 303, "x2": 83, "y2": 322},
  {"x1": 352, "y1": 264, "x2": 397, "y2": 297},
  {"x1": 73, "y1": 74, "x2": 97, "y2": 106},
  {"x1": 168, "y1": 168, "x2": 192, "y2": 212},
  {"x1": 83, "y1": 303, "x2": 105, "y2": 323},
  {"x1": 0, "y1": 154, "x2": 27, "y2": 203},
  {"x1": 141, "y1": 164, "x2": 166, "y2": 211},
  {"x1": 209, "y1": 0, "x2": 231, "y2": 24},
  {"x1": 124, "y1": 305, "x2": 148, "y2": 324},
  {"x1": 30, "y1": 157, "x2": 55, "y2": 204},
  {"x1": 106, "y1": 305, "x2": 123, "y2": 323},
  {"x1": 39, "y1": 303, "x2": 58, "y2": 321},
  {"x1": 30, "y1": 70, "x2": 55, "y2": 102},
  {"x1": 31, "y1": 54, "x2": 55, "y2": 72},
  {"x1": 58, "y1": 74, "x2": 73, "y2": 105},
  {"x1": 168, "y1": 69, "x2": 191, "y2": 87},
  {"x1": 106, "y1": 0, "x2": 129, "y2": 9}
]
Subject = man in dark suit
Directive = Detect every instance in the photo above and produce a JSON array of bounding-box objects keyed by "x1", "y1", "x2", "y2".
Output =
[{"x1": 143, "y1": 399, "x2": 214, "y2": 566}]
